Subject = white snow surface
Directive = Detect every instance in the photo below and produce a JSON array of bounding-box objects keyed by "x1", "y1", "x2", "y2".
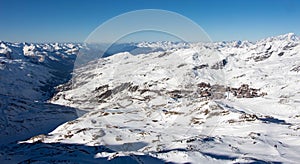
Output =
[{"x1": 0, "y1": 33, "x2": 300, "y2": 163}]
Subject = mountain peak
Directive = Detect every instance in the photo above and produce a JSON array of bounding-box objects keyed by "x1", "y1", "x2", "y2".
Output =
[
  {"x1": 277, "y1": 33, "x2": 299, "y2": 41},
  {"x1": 257, "y1": 33, "x2": 299, "y2": 44}
]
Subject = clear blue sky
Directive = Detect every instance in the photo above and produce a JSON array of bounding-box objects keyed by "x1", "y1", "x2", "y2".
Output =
[{"x1": 0, "y1": 0, "x2": 299, "y2": 42}]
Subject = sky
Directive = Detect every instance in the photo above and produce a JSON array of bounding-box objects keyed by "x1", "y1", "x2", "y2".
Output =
[{"x1": 0, "y1": 0, "x2": 300, "y2": 42}]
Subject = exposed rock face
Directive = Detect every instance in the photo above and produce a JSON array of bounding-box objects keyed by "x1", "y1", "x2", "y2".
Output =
[
  {"x1": 193, "y1": 64, "x2": 209, "y2": 70},
  {"x1": 211, "y1": 59, "x2": 227, "y2": 69},
  {"x1": 278, "y1": 52, "x2": 284, "y2": 56},
  {"x1": 253, "y1": 52, "x2": 272, "y2": 62},
  {"x1": 291, "y1": 65, "x2": 300, "y2": 72}
]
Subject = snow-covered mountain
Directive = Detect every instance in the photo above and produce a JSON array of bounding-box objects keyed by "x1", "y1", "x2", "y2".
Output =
[
  {"x1": 0, "y1": 33, "x2": 300, "y2": 163},
  {"x1": 0, "y1": 42, "x2": 82, "y2": 144}
]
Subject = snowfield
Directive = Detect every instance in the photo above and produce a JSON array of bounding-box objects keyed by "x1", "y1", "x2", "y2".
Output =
[{"x1": 0, "y1": 33, "x2": 300, "y2": 163}]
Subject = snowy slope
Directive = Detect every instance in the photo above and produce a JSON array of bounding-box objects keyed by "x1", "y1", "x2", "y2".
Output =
[
  {"x1": 0, "y1": 41, "x2": 80, "y2": 100},
  {"x1": 1, "y1": 33, "x2": 300, "y2": 163},
  {"x1": 0, "y1": 42, "x2": 81, "y2": 144}
]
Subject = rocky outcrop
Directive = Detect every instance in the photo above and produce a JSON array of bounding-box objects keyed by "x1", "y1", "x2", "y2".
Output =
[
  {"x1": 211, "y1": 59, "x2": 227, "y2": 69},
  {"x1": 253, "y1": 52, "x2": 272, "y2": 62},
  {"x1": 291, "y1": 65, "x2": 300, "y2": 72}
]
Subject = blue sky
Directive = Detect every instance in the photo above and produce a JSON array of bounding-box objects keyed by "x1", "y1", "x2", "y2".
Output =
[{"x1": 0, "y1": 0, "x2": 299, "y2": 42}]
